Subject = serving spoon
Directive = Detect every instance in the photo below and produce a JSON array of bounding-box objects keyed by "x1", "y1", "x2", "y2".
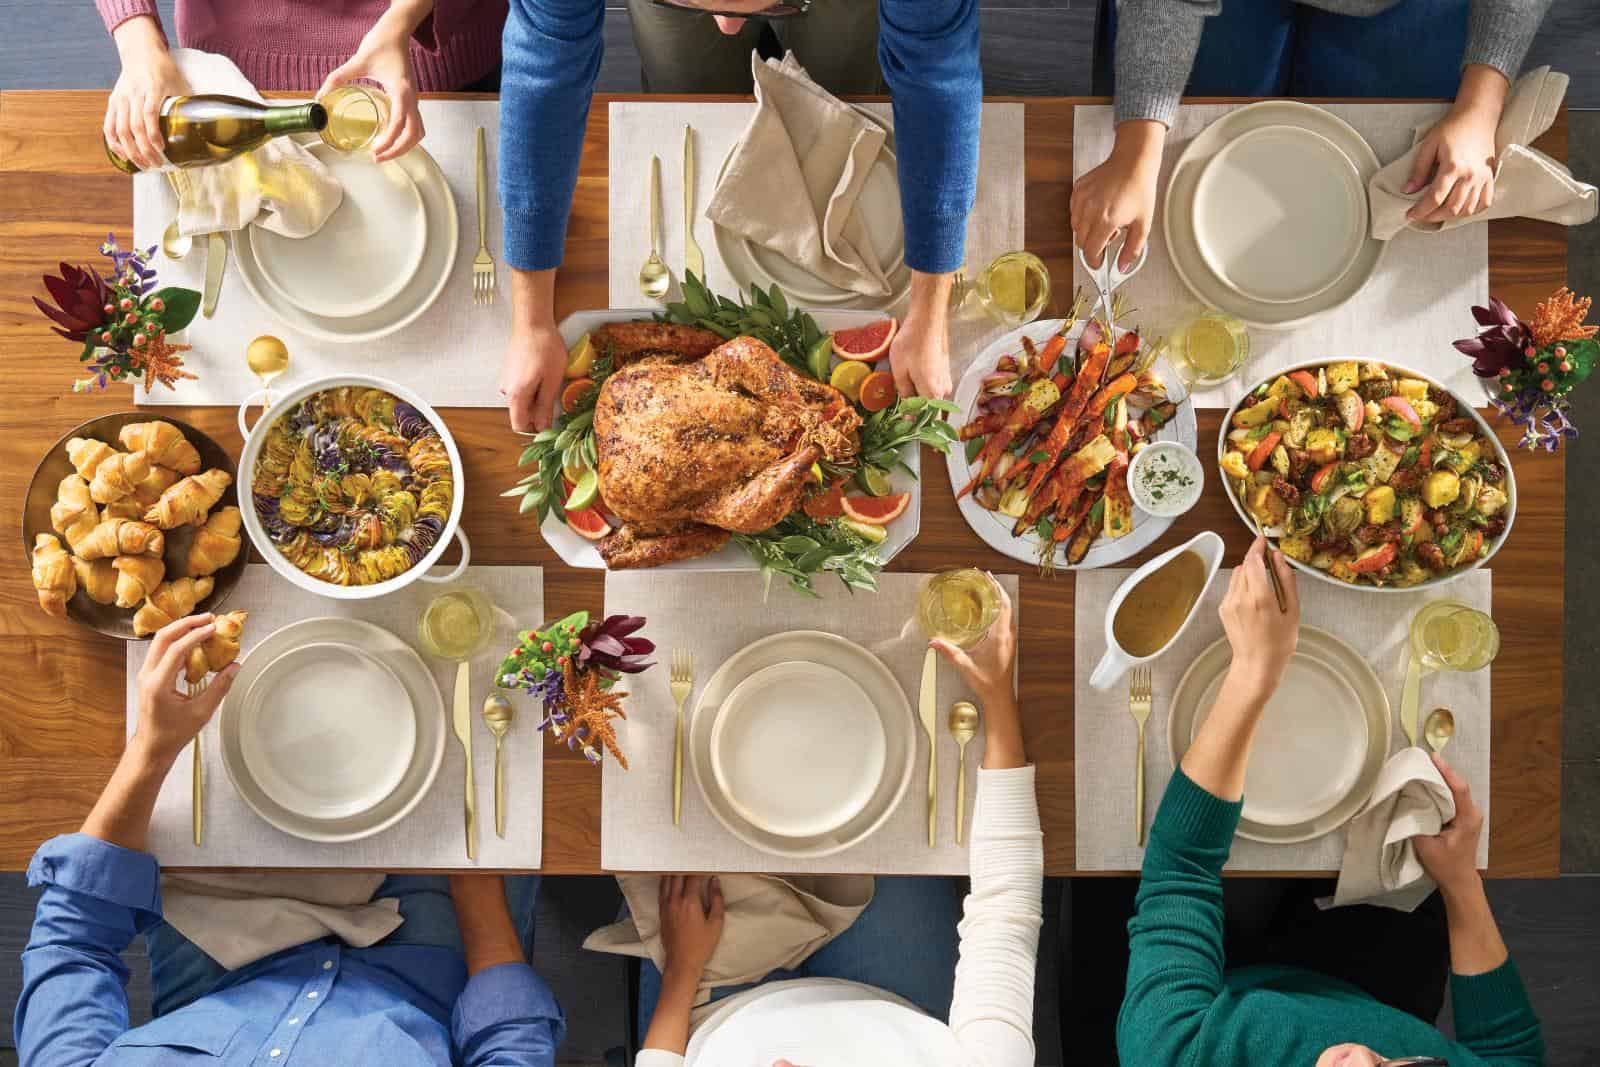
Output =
[{"x1": 639, "y1": 156, "x2": 671, "y2": 301}]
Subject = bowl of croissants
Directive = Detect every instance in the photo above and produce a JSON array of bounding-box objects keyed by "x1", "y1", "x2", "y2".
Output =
[{"x1": 23, "y1": 414, "x2": 247, "y2": 640}]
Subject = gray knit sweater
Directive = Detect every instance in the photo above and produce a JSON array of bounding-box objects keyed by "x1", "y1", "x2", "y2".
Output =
[{"x1": 1114, "y1": 0, "x2": 1553, "y2": 126}]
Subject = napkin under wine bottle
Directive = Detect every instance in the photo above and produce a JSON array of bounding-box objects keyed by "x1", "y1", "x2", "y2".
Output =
[
  {"x1": 705, "y1": 53, "x2": 892, "y2": 298},
  {"x1": 1319, "y1": 747, "x2": 1457, "y2": 913},
  {"x1": 163, "y1": 49, "x2": 344, "y2": 240},
  {"x1": 1369, "y1": 66, "x2": 1597, "y2": 240}
]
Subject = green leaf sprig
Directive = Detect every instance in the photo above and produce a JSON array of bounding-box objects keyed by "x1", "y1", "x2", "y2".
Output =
[
  {"x1": 732, "y1": 513, "x2": 882, "y2": 599},
  {"x1": 659, "y1": 272, "x2": 827, "y2": 376}
]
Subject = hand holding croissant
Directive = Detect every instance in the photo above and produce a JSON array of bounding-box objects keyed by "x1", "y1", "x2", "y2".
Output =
[{"x1": 186, "y1": 610, "x2": 248, "y2": 684}]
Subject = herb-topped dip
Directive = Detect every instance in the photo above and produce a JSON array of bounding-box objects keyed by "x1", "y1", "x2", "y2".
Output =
[{"x1": 1128, "y1": 441, "x2": 1204, "y2": 517}]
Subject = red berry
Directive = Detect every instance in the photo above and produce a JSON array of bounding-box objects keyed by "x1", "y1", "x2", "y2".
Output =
[
  {"x1": 103, "y1": 303, "x2": 115, "y2": 315},
  {"x1": 557, "y1": 654, "x2": 568, "y2": 666},
  {"x1": 1524, "y1": 345, "x2": 1536, "y2": 357},
  {"x1": 1498, "y1": 367, "x2": 1512, "y2": 377},
  {"x1": 123, "y1": 312, "x2": 138, "y2": 325},
  {"x1": 1541, "y1": 379, "x2": 1555, "y2": 392},
  {"x1": 118, "y1": 297, "x2": 133, "y2": 311},
  {"x1": 1503, "y1": 381, "x2": 1516, "y2": 393},
  {"x1": 149, "y1": 297, "x2": 165, "y2": 312},
  {"x1": 100, "y1": 331, "x2": 112, "y2": 343},
  {"x1": 541, "y1": 641, "x2": 553, "y2": 653},
  {"x1": 1560, "y1": 361, "x2": 1573, "y2": 373},
  {"x1": 133, "y1": 333, "x2": 147, "y2": 347},
  {"x1": 1555, "y1": 346, "x2": 1567, "y2": 358},
  {"x1": 1536, "y1": 362, "x2": 1549, "y2": 374}
]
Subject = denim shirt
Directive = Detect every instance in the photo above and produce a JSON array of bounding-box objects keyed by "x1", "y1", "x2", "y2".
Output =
[{"x1": 15, "y1": 835, "x2": 566, "y2": 1066}]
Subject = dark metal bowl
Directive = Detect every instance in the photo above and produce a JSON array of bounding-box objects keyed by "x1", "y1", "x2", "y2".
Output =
[{"x1": 22, "y1": 412, "x2": 245, "y2": 641}]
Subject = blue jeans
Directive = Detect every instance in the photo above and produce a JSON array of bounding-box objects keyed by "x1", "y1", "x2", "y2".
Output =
[
  {"x1": 636, "y1": 876, "x2": 963, "y2": 1039},
  {"x1": 149, "y1": 875, "x2": 542, "y2": 1018},
  {"x1": 1109, "y1": 0, "x2": 1471, "y2": 100}
]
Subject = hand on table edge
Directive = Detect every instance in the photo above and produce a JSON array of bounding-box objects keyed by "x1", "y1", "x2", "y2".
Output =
[
  {"x1": 889, "y1": 270, "x2": 955, "y2": 401},
  {"x1": 502, "y1": 267, "x2": 568, "y2": 434}
]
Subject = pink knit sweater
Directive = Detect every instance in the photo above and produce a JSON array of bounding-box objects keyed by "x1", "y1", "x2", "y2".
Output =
[{"x1": 96, "y1": 0, "x2": 507, "y2": 92}]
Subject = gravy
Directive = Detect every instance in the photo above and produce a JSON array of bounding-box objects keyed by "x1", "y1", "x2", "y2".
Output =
[{"x1": 1113, "y1": 551, "x2": 1208, "y2": 657}]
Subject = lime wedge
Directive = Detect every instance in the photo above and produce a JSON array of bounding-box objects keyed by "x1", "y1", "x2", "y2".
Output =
[
  {"x1": 856, "y1": 465, "x2": 892, "y2": 497},
  {"x1": 840, "y1": 518, "x2": 888, "y2": 545},
  {"x1": 806, "y1": 335, "x2": 834, "y2": 382},
  {"x1": 565, "y1": 469, "x2": 599, "y2": 511}
]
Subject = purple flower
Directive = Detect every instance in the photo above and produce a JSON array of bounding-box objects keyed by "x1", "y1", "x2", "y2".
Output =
[
  {"x1": 577, "y1": 614, "x2": 656, "y2": 675},
  {"x1": 34, "y1": 262, "x2": 110, "y2": 344},
  {"x1": 1454, "y1": 297, "x2": 1533, "y2": 379}
]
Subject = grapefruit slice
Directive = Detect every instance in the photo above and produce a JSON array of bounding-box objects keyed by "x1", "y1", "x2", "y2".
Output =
[
  {"x1": 841, "y1": 492, "x2": 910, "y2": 525},
  {"x1": 803, "y1": 483, "x2": 846, "y2": 519},
  {"x1": 565, "y1": 504, "x2": 610, "y2": 540},
  {"x1": 831, "y1": 318, "x2": 898, "y2": 362}
]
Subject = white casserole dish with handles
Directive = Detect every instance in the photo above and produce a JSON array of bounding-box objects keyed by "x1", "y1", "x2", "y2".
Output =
[
  {"x1": 1216, "y1": 358, "x2": 1516, "y2": 593},
  {"x1": 236, "y1": 373, "x2": 470, "y2": 599}
]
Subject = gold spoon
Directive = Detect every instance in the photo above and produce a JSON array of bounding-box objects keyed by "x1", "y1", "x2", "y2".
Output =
[
  {"x1": 482, "y1": 692, "x2": 515, "y2": 837},
  {"x1": 639, "y1": 155, "x2": 670, "y2": 301},
  {"x1": 161, "y1": 220, "x2": 193, "y2": 260},
  {"x1": 246, "y1": 335, "x2": 290, "y2": 409},
  {"x1": 948, "y1": 701, "x2": 980, "y2": 845},
  {"x1": 1423, "y1": 707, "x2": 1455, "y2": 754}
]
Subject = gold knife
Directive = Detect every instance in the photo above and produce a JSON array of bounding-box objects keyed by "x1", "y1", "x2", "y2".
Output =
[
  {"x1": 201, "y1": 232, "x2": 227, "y2": 318},
  {"x1": 683, "y1": 125, "x2": 704, "y2": 284},
  {"x1": 919, "y1": 647, "x2": 938, "y2": 846},
  {"x1": 452, "y1": 661, "x2": 477, "y2": 860}
]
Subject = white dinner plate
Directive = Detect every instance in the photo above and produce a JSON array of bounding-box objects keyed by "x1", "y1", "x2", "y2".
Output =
[
  {"x1": 690, "y1": 631, "x2": 915, "y2": 859},
  {"x1": 1163, "y1": 101, "x2": 1386, "y2": 330},
  {"x1": 1191, "y1": 124, "x2": 1368, "y2": 305},
  {"x1": 237, "y1": 641, "x2": 417, "y2": 820},
  {"x1": 251, "y1": 143, "x2": 428, "y2": 318},
  {"x1": 710, "y1": 660, "x2": 887, "y2": 838},
  {"x1": 1168, "y1": 626, "x2": 1392, "y2": 843},
  {"x1": 232, "y1": 142, "x2": 458, "y2": 344},
  {"x1": 220, "y1": 617, "x2": 446, "y2": 842},
  {"x1": 944, "y1": 318, "x2": 1198, "y2": 571}
]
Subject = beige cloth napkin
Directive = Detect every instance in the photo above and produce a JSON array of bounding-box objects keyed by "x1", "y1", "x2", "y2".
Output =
[
  {"x1": 159, "y1": 872, "x2": 402, "y2": 970},
  {"x1": 165, "y1": 48, "x2": 343, "y2": 239},
  {"x1": 705, "y1": 53, "x2": 891, "y2": 298},
  {"x1": 1320, "y1": 748, "x2": 1456, "y2": 912},
  {"x1": 1370, "y1": 66, "x2": 1597, "y2": 240},
  {"x1": 584, "y1": 874, "x2": 872, "y2": 1011}
]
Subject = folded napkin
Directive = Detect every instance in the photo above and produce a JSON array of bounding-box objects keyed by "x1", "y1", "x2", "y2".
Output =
[
  {"x1": 1320, "y1": 747, "x2": 1456, "y2": 912},
  {"x1": 159, "y1": 871, "x2": 402, "y2": 970},
  {"x1": 584, "y1": 874, "x2": 872, "y2": 1013},
  {"x1": 163, "y1": 48, "x2": 343, "y2": 239},
  {"x1": 705, "y1": 53, "x2": 891, "y2": 297},
  {"x1": 1370, "y1": 66, "x2": 1597, "y2": 240}
]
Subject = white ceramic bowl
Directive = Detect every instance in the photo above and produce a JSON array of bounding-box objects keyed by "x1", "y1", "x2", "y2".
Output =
[
  {"x1": 1127, "y1": 441, "x2": 1206, "y2": 518},
  {"x1": 236, "y1": 373, "x2": 469, "y2": 600}
]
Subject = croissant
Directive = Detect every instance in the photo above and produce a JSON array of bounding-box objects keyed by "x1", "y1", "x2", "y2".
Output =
[
  {"x1": 88, "y1": 450, "x2": 151, "y2": 504},
  {"x1": 119, "y1": 421, "x2": 201, "y2": 474},
  {"x1": 132, "y1": 465, "x2": 180, "y2": 508},
  {"x1": 66, "y1": 437, "x2": 117, "y2": 480},
  {"x1": 186, "y1": 506, "x2": 242, "y2": 577},
  {"x1": 186, "y1": 610, "x2": 248, "y2": 683},
  {"x1": 77, "y1": 518, "x2": 165, "y2": 560},
  {"x1": 145, "y1": 469, "x2": 231, "y2": 529},
  {"x1": 31, "y1": 533, "x2": 76, "y2": 617},
  {"x1": 50, "y1": 474, "x2": 99, "y2": 555},
  {"x1": 101, "y1": 499, "x2": 142, "y2": 522},
  {"x1": 113, "y1": 554, "x2": 165, "y2": 610},
  {"x1": 73, "y1": 556, "x2": 118, "y2": 605},
  {"x1": 132, "y1": 575, "x2": 216, "y2": 637}
]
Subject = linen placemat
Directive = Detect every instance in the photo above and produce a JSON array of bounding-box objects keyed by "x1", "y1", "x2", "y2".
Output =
[
  {"x1": 1072, "y1": 103, "x2": 1489, "y2": 408},
  {"x1": 124, "y1": 564, "x2": 544, "y2": 869},
  {"x1": 607, "y1": 101, "x2": 1027, "y2": 376},
  {"x1": 600, "y1": 571, "x2": 1021, "y2": 874},
  {"x1": 1074, "y1": 567, "x2": 1491, "y2": 872},
  {"x1": 132, "y1": 99, "x2": 507, "y2": 407}
]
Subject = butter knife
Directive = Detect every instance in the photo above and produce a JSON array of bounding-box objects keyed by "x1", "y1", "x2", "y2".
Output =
[
  {"x1": 919, "y1": 647, "x2": 938, "y2": 846},
  {"x1": 452, "y1": 662, "x2": 477, "y2": 860},
  {"x1": 201, "y1": 232, "x2": 227, "y2": 318},
  {"x1": 683, "y1": 125, "x2": 704, "y2": 284}
]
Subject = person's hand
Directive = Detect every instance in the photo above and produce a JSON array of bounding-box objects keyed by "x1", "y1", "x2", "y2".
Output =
[
  {"x1": 1405, "y1": 65, "x2": 1507, "y2": 224},
  {"x1": 889, "y1": 272, "x2": 954, "y2": 400},
  {"x1": 1412, "y1": 753, "x2": 1485, "y2": 897},
  {"x1": 131, "y1": 614, "x2": 239, "y2": 763},
  {"x1": 1071, "y1": 119, "x2": 1164, "y2": 271},
  {"x1": 316, "y1": 14, "x2": 424, "y2": 162},
  {"x1": 658, "y1": 875, "x2": 724, "y2": 982},
  {"x1": 105, "y1": 16, "x2": 190, "y2": 172},
  {"x1": 500, "y1": 321, "x2": 569, "y2": 433},
  {"x1": 930, "y1": 576, "x2": 1015, "y2": 707},
  {"x1": 1218, "y1": 536, "x2": 1299, "y2": 695}
]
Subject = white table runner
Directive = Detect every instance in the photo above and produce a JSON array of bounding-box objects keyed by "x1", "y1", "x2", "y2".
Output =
[
  {"x1": 601, "y1": 570, "x2": 1020, "y2": 874},
  {"x1": 1074, "y1": 567, "x2": 1491, "y2": 872},
  {"x1": 1073, "y1": 103, "x2": 1489, "y2": 408},
  {"x1": 125, "y1": 564, "x2": 545, "y2": 869},
  {"x1": 607, "y1": 101, "x2": 1027, "y2": 378}
]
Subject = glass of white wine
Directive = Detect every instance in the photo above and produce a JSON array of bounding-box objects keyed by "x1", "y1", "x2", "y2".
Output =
[
  {"x1": 975, "y1": 251, "x2": 1051, "y2": 328},
  {"x1": 317, "y1": 85, "x2": 391, "y2": 154},
  {"x1": 1410, "y1": 601, "x2": 1499, "y2": 673},
  {"x1": 916, "y1": 569, "x2": 1002, "y2": 650},
  {"x1": 1172, "y1": 309, "x2": 1250, "y2": 386},
  {"x1": 418, "y1": 587, "x2": 496, "y2": 662}
]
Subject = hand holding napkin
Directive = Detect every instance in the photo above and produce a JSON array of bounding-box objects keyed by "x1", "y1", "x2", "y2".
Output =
[
  {"x1": 163, "y1": 48, "x2": 343, "y2": 239},
  {"x1": 1321, "y1": 747, "x2": 1457, "y2": 912},
  {"x1": 706, "y1": 53, "x2": 892, "y2": 298},
  {"x1": 1370, "y1": 66, "x2": 1597, "y2": 240}
]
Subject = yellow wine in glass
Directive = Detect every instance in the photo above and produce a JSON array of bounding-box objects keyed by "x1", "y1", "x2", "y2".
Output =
[
  {"x1": 1410, "y1": 601, "x2": 1499, "y2": 672},
  {"x1": 1173, "y1": 310, "x2": 1250, "y2": 385},
  {"x1": 917, "y1": 569, "x2": 1001, "y2": 649},
  {"x1": 976, "y1": 252, "x2": 1051, "y2": 327},
  {"x1": 418, "y1": 588, "x2": 495, "y2": 661},
  {"x1": 318, "y1": 85, "x2": 390, "y2": 153}
]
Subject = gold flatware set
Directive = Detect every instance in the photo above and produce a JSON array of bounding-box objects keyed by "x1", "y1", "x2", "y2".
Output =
[
  {"x1": 472, "y1": 126, "x2": 498, "y2": 305},
  {"x1": 1128, "y1": 668, "x2": 1152, "y2": 847},
  {"x1": 669, "y1": 649, "x2": 694, "y2": 827}
]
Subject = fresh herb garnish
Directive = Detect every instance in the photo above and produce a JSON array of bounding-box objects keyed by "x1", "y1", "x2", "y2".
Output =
[{"x1": 732, "y1": 514, "x2": 882, "y2": 598}]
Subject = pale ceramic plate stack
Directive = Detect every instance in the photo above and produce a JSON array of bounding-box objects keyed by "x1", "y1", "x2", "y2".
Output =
[
  {"x1": 1164, "y1": 101, "x2": 1385, "y2": 329},
  {"x1": 689, "y1": 631, "x2": 915, "y2": 859}
]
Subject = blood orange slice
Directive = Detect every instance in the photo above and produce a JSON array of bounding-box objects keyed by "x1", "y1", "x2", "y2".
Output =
[
  {"x1": 858, "y1": 370, "x2": 897, "y2": 412},
  {"x1": 831, "y1": 318, "x2": 898, "y2": 362},
  {"x1": 840, "y1": 492, "x2": 910, "y2": 525},
  {"x1": 565, "y1": 505, "x2": 611, "y2": 540},
  {"x1": 803, "y1": 483, "x2": 846, "y2": 519}
]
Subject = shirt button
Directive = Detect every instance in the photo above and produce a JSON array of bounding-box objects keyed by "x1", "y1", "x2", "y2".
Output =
[
  {"x1": 306, "y1": 991, "x2": 318, "y2": 999},
  {"x1": 269, "y1": 1050, "x2": 281, "y2": 1058},
  {"x1": 322, "y1": 960, "x2": 333, "y2": 970}
]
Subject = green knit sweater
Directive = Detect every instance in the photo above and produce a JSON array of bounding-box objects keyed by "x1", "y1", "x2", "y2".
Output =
[{"x1": 1116, "y1": 771, "x2": 1545, "y2": 1067}]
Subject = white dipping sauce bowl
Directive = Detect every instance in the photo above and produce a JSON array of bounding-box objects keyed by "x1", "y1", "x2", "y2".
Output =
[{"x1": 1128, "y1": 441, "x2": 1205, "y2": 517}]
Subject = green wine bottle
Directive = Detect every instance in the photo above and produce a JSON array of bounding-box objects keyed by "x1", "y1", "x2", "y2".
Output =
[{"x1": 106, "y1": 94, "x2": 329, "y2": 174}]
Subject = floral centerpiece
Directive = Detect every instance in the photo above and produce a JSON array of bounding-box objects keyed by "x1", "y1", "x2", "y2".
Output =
[
  {"x1": 1454, "y1": 286, "x2": 1597, "y2": 451},
  {"x1": 495, "y1": 611, "x2": 655, "y2": 768},
  {"x1": 34, "y1": 235, "x2": 201, "y2": 393}
]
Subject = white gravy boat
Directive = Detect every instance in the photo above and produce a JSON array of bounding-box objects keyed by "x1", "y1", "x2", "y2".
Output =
[{"x1": 1089, "y1": 531, "x2": 1226, "y2": 691}]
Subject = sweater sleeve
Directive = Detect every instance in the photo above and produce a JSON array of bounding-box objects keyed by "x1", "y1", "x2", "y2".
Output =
[
  {"x1": 948, "y1": 766, "x2": 1043, "y2": 1067},
  {"x1": 1463, "y1": 0, "x2": 1553, "y2": 82},
  {"x1": 877, "y1": 0, "x2": 981, "y2": 274},
  {"x1": 1112, "y1": 0, "x2": 1214, "y2": 127},
  {"x1": 1448, "y1": 959, "x2": 1545, "y2": 1065},
  {"x1": 1115, "y1": 769, "x2": 1241, "y2": 1067},
  {"x1": 95, "y1": 0, "x2": 161, "y2": 36},
  {"x1": 498, "y1": 0, "x2": 604, "y2": 272}
]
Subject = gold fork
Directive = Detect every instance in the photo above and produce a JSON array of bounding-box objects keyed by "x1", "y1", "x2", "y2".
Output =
[
  {"x1": 1129, "y1": 669, "x2": 1152, "y2": 846},
  {"x1": 472, "y1": 126, "x2": 497, "y2": 305},
  {"x1": 669, "y1": 650, "x2": 694, "y2": 826},
  {"x1": 187, "y1": 677, "x2": 210, "y2": 846}
]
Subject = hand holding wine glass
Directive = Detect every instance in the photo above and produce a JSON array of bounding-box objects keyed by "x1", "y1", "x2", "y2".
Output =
[{"x1": 316, "y1": 5, "x2": 429, "y2": 163}]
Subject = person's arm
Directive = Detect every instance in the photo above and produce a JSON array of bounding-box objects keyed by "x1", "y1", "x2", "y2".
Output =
[
  {"x1": 317, "y1": 0, "x2": 437, "y2": 162},
  {"x1": 15, "y1": 617, "x2": 236, "y2": 1066},
  {"x1": 639, "y1": 875, "x2": 725, "y2": 1066},
  {"x1": 101, "y1": 10, "x2": 188, "y2": 172},
  {"x1": 447, "y1": 876, "x2": 567, "y2": 1066}
]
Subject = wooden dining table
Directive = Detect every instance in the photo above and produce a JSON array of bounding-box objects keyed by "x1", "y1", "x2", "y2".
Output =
[{"x1": 0, "y1": 92, "x2": 1567, "y2": 876}]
